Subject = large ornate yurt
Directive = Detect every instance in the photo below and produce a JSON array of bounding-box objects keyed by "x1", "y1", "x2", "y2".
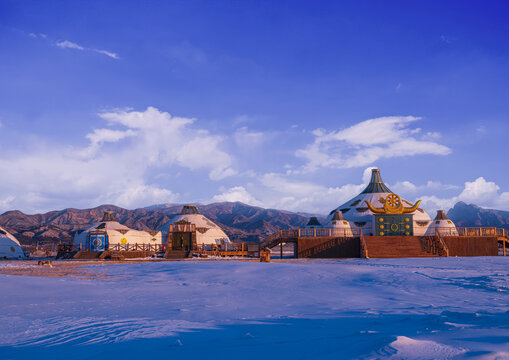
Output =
[
  {"x1": 158, "y1": 205, "x2": 230, "y2": 250},
  {"x1": 328, "y1": 168, "x2": 432, "y2": 236},
  {"x1": 73, "y1": 212, "x2": 162, "y2": 251},
  {"x1": 0, "y1": 226, "x2": 25, "y2": 259},
  {"x1": 262, "y1": 167, "x2": 505, "y2": 259}
]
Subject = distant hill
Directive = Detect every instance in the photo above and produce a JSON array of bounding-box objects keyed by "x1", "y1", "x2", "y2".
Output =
[
  {"x1": 0, "y1": 202, "x2": 310, "y2": 245},
  {"x1": 447, "y1": 201, "x2": 509, "y2": 230}
]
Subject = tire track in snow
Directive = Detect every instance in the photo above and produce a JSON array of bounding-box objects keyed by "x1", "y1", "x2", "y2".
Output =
[{"x1": 2, "y1": 317, "x2": 215, "y2": 346}]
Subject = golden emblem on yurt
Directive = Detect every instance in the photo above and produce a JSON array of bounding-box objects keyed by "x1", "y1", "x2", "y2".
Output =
[{"x1": 365, "y1": 193, "x2": 421, "y2": 214}]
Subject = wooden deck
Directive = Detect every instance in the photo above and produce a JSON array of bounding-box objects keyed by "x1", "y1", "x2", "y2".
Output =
[{"x1": 261, "y1": 227, "x2": 508, "y2": 259}]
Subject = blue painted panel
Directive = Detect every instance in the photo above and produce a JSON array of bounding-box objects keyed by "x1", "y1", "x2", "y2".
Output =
[{"x1": 88, "y1": 234, "x2": 108, "y2": 251}]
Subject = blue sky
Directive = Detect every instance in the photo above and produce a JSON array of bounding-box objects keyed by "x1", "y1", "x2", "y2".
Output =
[{"x1": 1, "y1": 0, "x2": 509, "y2": 214}]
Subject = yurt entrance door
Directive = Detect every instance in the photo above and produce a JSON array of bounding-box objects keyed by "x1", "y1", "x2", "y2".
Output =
[
  {"x1": 172, "y1": 232, "x2": 192, "y2": 251},
  {"x1": 88, "y1": 233, "x2": 108, "y2": 251}
]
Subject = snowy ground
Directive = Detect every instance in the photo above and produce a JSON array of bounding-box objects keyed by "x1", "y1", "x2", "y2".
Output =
[{"x1": 0, "y1": 257, "x2": 508, "y2": 359}]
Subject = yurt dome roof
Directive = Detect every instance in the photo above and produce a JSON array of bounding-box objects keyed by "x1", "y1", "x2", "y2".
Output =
[
  {"x1": 0, "y1": 226, "x2": 22, "y2": 247},
  {"x1": 306, "y1": 217, "x2": 322, "y2": 228},
  {"x1": 329, "y1": 211, "x2": 351, "y2": 229},
  {"x1": 0, "y1": 226, "x2": 24, "y2": 259},
  {"x1": 426, "y1": 210, "x2": 457, "y2": 235},
  {"x1": 76, "y1": 212, "x2": 132, "y2": 233},
  {"x1": 328, "y1": 168, "x2": 431, "y2": 224},
  {"x1": 158, "y1": 205, "x2": 230, "y2": 245}
]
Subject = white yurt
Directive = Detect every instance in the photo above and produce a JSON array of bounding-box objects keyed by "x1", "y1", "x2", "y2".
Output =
[
  {"x1": 0, "y1": 226, "x2": 25, "y2": 259},
  {"x1": 328, "y1": 168, "x2": 432, "y2": 236},
  {"x1": 426, "y1": 210, "x2": 459, "y2": 236},
  {"x1": 158, "y1": 205, "x2": 231, "y2": 246},
  {"x1": 328, "y1": 210, "x2": 353, "y2": 236},
  {"x1": 73, "y1": 212, "x2": 162, "y2": 251}
]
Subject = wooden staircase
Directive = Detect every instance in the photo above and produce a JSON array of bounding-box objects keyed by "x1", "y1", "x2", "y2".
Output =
[
  {"x1": 164, "y1": 250, "x2": 192, "y2": 259},
  {"x1": 72, "y1": 250, "x2": 104, "y2": 259},
  {"x1": 363, "y1": 236, "x2": 444, "y2": 258}
]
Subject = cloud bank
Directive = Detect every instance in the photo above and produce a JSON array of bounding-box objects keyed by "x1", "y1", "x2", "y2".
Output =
[
  {"x1": 0, "y1": 107, "x2": 234, "y2": 212},
  {"x1": 295, "y1": 116, "x2": 451, "y2": 172}
]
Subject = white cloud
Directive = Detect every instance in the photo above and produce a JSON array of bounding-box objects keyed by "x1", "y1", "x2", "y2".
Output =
[
  {"x1": 81, "y1": 128, "x2": 136, "y2": 157},
  {"x1": 212, "y1": 186, "x2": 261, "y2": 206},
  {"x1": 0, "y1": 196, "x2": 15, "y2": 213},
  {"x1": 102, "y1": 185, "x2": 178, "y2": 209},
  {"x1": 392, "y1": 180, "x2": 459, "y2": 194},
  {"x1": 54, "y1": 39, "x2": 119, "y2": 59},
  {"x1": 96, "y1": 107, "x2": 236, "y2": 180},
  {"x1": 93, "y1": 49, "x2": 119, "y2": 59},
  {"x1": 56, "y1": 40, "x2": 85, "y2": 51},
  {"x1": 234, "y1": 127, "x2": 266, "y2": 149},
  {"x1": 458, "y1": 177, "x2": 500, "y2": 204},
  {"x1": 257, "y1": 173, "x2": 366, "y2": 214},
  {"x1": 295, "y1": 116, "x2": 451, "y2": 172},
  {"x1": 0, "y1": 107, "x2": 235, "y2": 212},
  {"x1": 417, "y1": 177, "x2": 509, "y2": 214}
]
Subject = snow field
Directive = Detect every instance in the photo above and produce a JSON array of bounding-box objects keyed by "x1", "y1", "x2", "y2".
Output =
[{"x1": 0, "y1": 257, "x2": 508, "y2": 359}]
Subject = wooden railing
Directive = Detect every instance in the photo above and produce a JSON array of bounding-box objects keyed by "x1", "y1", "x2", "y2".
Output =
[
  {"x1": 435, "y1": 227, "x2": 508, "y2": 238},
  {"x1": 192, "y1": 243, "x2": 251, "y2": 258},
  {"x1": 298, "y1": 228, "x2": 362, "y2": 238},
  {"x1": 108, "y1": 243, "x2": 164, "y2": 252}
]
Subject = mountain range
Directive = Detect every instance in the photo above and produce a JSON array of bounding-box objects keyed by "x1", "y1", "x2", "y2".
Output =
[
  {"x1": 447, "y1": 201, "x2": 509, "y2": 229},
  {"x1": 1, "y1": 201, "x2": 508, "y2": 245},
  {"x1": 0, "y1": 202, "x2": 312, "y2": 245}
]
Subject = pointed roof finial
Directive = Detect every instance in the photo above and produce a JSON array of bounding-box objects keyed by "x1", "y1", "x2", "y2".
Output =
[
  {"x1": 102, "y1": 212, "x2": 116, "y2": 222},
  {"x1": 306, "y1": 217, "x2": 322, "y2": 227},
  {"x1": 182, "y1": 205, "x2": 199, "y2": 215},
  {"x1": 332, "y1": 210, "x2": 344, "y2": 221},
  {"x1": 361, "y1": 168, "x2": 392, "y2": 194},
  {"x1": 434, "y1": 210, "x2": 449, "y2": 220}
]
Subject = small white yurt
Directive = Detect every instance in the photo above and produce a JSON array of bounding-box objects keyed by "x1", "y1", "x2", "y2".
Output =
[
  {"x1": 73, "y1": 212, "x2": 162, "y2": 251},
  {"x1": 328, "y1": 210, "x2": 353, "y2": 237},
  {"x1": 426, "y1": 210, "x2": 459, "y2": 236},
  {"x1": 158, "y1": 205, "x2": 231, "y2": 246},
  {"x1": 0, "y1": 226, "x2": 25, "y2": 259}
]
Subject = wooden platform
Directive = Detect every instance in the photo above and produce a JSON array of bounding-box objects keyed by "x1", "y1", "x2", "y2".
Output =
[
  {"x1": 443, "y1": 236, "x2": 499, "y2": 257},
  {"x1": 261, "y1": 227, "x2": 507, "y2": 259},
  {"x1": 362, "y1": 236, "x2": 442, "y2": 258},
  {"x1": 71, "y1": 250, "x2": 156, "y2": 260},
  {"x1": 298, "y1": 237, "x2": 360, "y2": 258}
]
